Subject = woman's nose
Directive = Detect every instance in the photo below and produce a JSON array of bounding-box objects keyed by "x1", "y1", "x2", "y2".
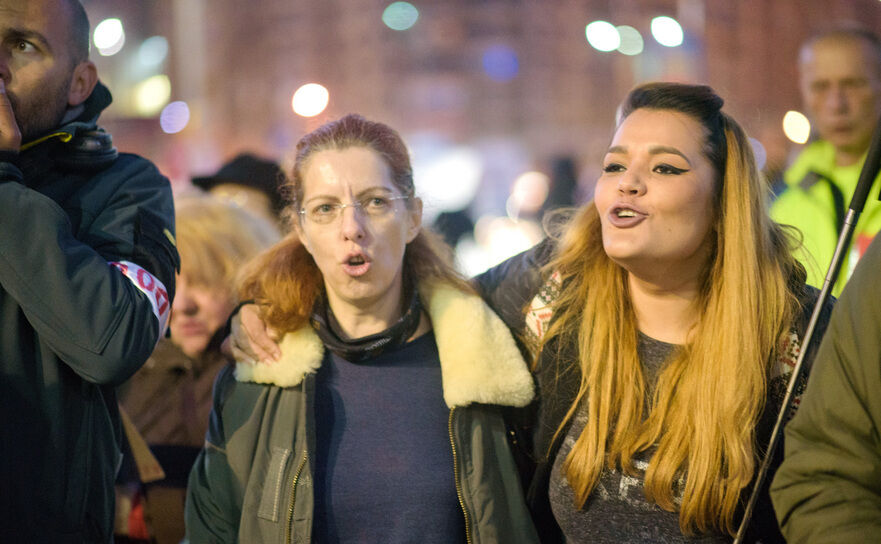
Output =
[
  {"x1": 617, "y1": 170, "x2": 644, "y2": 195},
  {"x1": 339, "y1": 203, "x2": 367, "y2": 241}
]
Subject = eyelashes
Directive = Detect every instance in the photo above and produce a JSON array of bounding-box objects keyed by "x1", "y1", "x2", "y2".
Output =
[
  {"x1": 602, "y1": 163, "x2": 690, "y2": 175},
  {"x1": 654, "y1": 164, "x2": 689, "y2": 175}
]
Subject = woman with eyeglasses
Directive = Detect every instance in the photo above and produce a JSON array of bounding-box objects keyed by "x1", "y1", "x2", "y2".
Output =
[
  {"x1": 224, "y1": 85, "x2": 838, "y2": 542},
  {"x1": 184, "y1": 114, "x2": 539, "y2": 543}
]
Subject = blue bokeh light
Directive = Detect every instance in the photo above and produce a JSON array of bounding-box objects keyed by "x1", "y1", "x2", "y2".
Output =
[
  {"x1": 160, "y1": 101, "x2": 190, "y2": 134},
  {"x1": 482, "y1": 45, "x2": 519, "y2": 82}
]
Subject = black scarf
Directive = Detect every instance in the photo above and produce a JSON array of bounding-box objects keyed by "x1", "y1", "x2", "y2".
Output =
[{"x1": 310, "y1": 284, "x2": 423, "y2": 362}]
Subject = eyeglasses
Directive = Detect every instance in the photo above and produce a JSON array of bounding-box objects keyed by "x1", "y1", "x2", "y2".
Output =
[{"x1": 299, "y1": 195, "x2": 410, "y2": 225}]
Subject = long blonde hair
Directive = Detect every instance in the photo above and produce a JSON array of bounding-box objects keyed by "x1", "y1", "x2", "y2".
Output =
[
  {"x1": 239, "y1": 114, "x2": 471, "y2": 333},
  {"x1": 542, "y1": 83, "x2": 804, "y2": 535}
]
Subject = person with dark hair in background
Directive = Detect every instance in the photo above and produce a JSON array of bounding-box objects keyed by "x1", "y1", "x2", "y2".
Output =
[
  {"x1": 0, "y1": 0, "x2": 180, "y2": 541},
  {"x1": 193, "y1": 152, "x2": 287, "y2": 226},
  {"x1": 771, "y1": 27, "x2": 881, "y2": 295},
  {"x1": 186, "y1": 114, "x2": 539, "y2": 543},
  {"x1": 771, "y1": 236, "x2": 881, "y2": 541}
]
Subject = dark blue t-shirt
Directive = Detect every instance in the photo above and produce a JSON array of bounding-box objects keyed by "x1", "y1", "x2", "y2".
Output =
[{"x1": 312, "y1": 331, "x2": 465, "y2": 543}]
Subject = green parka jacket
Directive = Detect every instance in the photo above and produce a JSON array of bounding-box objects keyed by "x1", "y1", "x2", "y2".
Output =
[
  {"x1": 771, "y1": 235, "x2": 881, "y2": 542},
  {"x1": 185, "y1": 283, "x2": 541, "y2": 543}
]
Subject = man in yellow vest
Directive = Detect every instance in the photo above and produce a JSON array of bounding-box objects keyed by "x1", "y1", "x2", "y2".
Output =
[{"x1": 771, "y1": 28, "x2": 881, "y2": 295}]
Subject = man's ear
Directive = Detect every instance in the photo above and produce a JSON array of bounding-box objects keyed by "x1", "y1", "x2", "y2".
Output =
[
  {"x1": 67, "y1": 61, "x2": 98, "y2": 107},
  {"x1": 406, "y1": 197, "x2": 423, "y2": 243}
]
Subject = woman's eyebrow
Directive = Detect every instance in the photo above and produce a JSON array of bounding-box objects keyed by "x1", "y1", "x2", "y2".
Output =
[
  {"x1": 605, "y1": 145, "x2": 691, "y2": 166},
  {"x1": 355, "y1": 186, "x2": 395, "y2": 198},
  {"x1": 648, "y1": 146, "x2": 691, "y2": 166},
  {"x1": 302, "y1": 186, "x2": 394, "y2": 203}
]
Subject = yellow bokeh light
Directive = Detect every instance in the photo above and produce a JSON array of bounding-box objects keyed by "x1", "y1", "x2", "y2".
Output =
[
  {"x1": 292, "y1": 83, "x2": 330, "y2": 117},
  {"x1": 133, "y1": 75, "x2": 171, "y2": 117},
  {"x1": 783, "y1": 110, "x2": 811, "y2": 144}
]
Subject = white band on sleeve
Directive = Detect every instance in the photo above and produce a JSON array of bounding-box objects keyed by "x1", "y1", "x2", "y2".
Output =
[{"x1": 110, "y1": 260, "x2": 171, "y2": 337}]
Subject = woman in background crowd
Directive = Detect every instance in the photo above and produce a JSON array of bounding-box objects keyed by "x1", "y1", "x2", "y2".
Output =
[
  {"x1": 116, "y1": 194, "x2": 279, "y2": 544},
  {"x1": 185, "y1": 114, "x2": 539, "y2": 543}
]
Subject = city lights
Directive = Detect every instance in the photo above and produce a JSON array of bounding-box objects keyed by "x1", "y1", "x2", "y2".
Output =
[
  {"x1": 482, "y1": 45, "x2": 519, "y2": 82},
  {"x1": 159, "y1": 101, "x2": 190, "y2": 134},
  {"x1": 292, "y1": 83, "x2": 330, "y2": 117},
  {"x1": 94, "y1": 18, "x2": 125, "y2": 56},
  {"x1": 382, "y1": 2, "x2": 419, "y2": 31},
  {"x1": 585, "y1": 21, "x2": 620, "y2": 52},
  {"x1": 413, "y1": 146, "x2": 483, "y2": 216},
  {"x1": 133, "y1": 75, "x2": 171, "y2": 116},
  {"x1": 783, "y1": 111, "x2": 811, "y2": 144},
  {"x1": 616, "y1": 25, "x2": 644, "y2": 56},
  {"x1": 138, "y1": 36, "x2": 169, "y2": 68},
  {"x1": 651, "y1": 16, "x2": 684, "y2": 47}
]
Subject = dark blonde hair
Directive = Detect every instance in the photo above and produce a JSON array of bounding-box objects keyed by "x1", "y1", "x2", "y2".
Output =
[
  {"x1": 176, "y1": 193, "x2": 280, "y2": 294},
  {"x1": 544, "y1": 83, "x2": 805, "y2": 535},
  {"x1": 240, "y1": 114, "x2": 471, "y2": 333}
]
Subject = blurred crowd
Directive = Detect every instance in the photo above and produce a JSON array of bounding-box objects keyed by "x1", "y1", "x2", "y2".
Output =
[{"x1": 3, "y1": 1, "x2": 881, "y2": 542}]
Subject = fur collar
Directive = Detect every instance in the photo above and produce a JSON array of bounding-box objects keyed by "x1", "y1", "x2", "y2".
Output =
[{"x1": 235, "y1": 283, "x2": 534, "y2": 408}]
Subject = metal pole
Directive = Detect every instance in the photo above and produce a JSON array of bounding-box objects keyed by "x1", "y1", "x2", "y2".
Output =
[{"x1": 734, "y1": 113, "x2": 881, "y2": 543}]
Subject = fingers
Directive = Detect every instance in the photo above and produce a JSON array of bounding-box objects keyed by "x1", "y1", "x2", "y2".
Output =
[
  {"x1": 240, "y1": 304, "x2": 282, "y2": 362},
  {"x1": 219, "y1": 337, "x2": 234, "y2": 361},
  {"x1": 0, "y1": 80, "x2": 21, "y2": 151},
  {"x1": 229, "y1": 304, "x2": 282, "y2": 364},
  {"x1": 229, "y1": 309, "x2": 261, "y2": 363},
  {"x1": 230, "y1": 343, "x2": 259, "y2": 366}
]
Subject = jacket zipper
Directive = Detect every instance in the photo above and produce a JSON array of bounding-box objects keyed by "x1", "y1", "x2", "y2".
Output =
[
  {"x1": 448, "y1": 408, "x2": 473, "y2": 544},
  {"x1": 285, "y1": 449, "x2": 308, "y2": 544}
]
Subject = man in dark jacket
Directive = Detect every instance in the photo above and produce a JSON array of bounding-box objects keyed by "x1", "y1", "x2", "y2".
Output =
[{"x1": 0, "y1": 1, "x2": 179, "y2": 541}]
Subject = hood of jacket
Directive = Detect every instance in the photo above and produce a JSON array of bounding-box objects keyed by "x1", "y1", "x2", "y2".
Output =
[
  {"x1": 18, "y1": 81, "x2": 120, "y2": 177},
  {"x1": 235, "y1": 282, "x2": 535, "y2": 409},
  {"x1": 21, "y1": 81, "x2": 112, "y2": 151}
]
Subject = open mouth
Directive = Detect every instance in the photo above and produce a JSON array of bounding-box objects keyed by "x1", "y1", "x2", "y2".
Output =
[
  {"x1": 342, "y1": 253, "x2": 371, "y2": 276},
  {"x1": 608, "y1": 205, "x2": 646, "y2": 227}
]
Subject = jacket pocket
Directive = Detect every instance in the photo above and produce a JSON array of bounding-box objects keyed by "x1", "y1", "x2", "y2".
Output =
[{"x1": 257, "y1": 446, "x2": 292, "y2": 522}]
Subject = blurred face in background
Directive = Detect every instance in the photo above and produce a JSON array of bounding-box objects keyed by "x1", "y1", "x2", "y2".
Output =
[
  {"x1": 170, "y1": 275, "x2": 235, "y2": 358},
  {"x1": 800, "y1": 35, "x2": 881, "y2": 166}
]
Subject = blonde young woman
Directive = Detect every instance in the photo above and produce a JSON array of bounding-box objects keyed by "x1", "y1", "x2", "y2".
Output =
[
  {"x1": 185, "y1": 115, "x2": 538, "y2": 543},
  {"x1": 476, "y1": 82, "x2": 834, "y2": 542}
]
